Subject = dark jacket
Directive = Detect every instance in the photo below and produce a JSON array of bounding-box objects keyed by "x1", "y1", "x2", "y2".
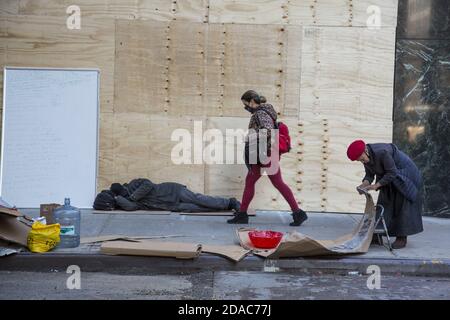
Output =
[
  {"x1": 115, "y1": 178, "x2": 186, "y2": 211},
  {"x1": 363, "y1": 143, "x2": 422, "y2": 202}
]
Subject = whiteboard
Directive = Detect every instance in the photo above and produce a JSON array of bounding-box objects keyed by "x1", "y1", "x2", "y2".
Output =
[{"x1": 1, "y1": 67, "x2": 99, "y2": 208}]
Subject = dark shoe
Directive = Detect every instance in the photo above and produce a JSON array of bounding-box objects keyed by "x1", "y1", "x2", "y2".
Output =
[
  {"x1": 371, "y1": 235, "x2": 383, "y2": 246},
  {"x1": 227, "y1": 211, "x2": 248, "y2": 224},
  {"x1": 228, "y1": 198, "x2": 241, "y2": 212},
  {"x1": 392, "y1": 236, "x2": 407, "y2": 249},
  {"x1": 290, "y1": 209, "x2": 308, "y2": 226}
]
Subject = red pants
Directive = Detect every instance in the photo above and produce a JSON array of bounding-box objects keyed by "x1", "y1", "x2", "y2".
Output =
[{"x1": 240, "y1": 164, "x2": 300, "y2": 212}]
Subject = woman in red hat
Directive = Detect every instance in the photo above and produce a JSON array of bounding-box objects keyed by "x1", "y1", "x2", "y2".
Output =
[{"x1": 347, "y1": 140, "x2": 423, "y2": 249}]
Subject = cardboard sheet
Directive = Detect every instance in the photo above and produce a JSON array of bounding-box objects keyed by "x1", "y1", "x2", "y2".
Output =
[
  {"x1": 202, "y1": 244, "x2": 251, "y2": 262},
  {"x1": 92, "y1": 210, "x2": 170, "y2": 215},
  {"x1": 180, "y1": 209, "x2": 256, "y2": 216},
  {"x1": 237, "y1": 193, "x2": 377, "y2": 258},
  {"x1": 0, "y1": 207, "x2": 31, "y2": 247},
  {"x1": 81, "y1": 235, "x2": 184, "y2": 244},
  {"x1": 100, "y1": 240, "x2": 202, "y2": 259}
]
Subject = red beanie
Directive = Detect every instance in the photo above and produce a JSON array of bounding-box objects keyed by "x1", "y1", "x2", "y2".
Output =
[{"x1": 347, "y1": 140, "x2": 366, "y2": 161}]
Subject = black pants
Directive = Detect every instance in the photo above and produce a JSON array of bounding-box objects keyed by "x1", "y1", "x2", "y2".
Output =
[{"x1": 175, "y1": 188, "x2": 230, "y2": 212}]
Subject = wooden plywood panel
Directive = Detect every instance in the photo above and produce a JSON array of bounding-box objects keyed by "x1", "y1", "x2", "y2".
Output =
[
  {"x1": 98, "y1": 112, "x2": 114, "y2": 190},
  {"x1": 298, "y1": 118, "x2": 392, "y2": 213},
  {"x1": 112, "y1": 112, "x2": 151, "y2": 183},
  {"x1": 204, "y1": 116, "x2": 248, "y2": 198},
  {"x1": 205, "y1": 116, "x2": 301, "y2": 211},
  {"x1": 113, "y1": 114, "x2": 205, "y2": 193},
  {"x1": 115, "y1": 20, "x2": 209, "y2": 116},
  {"x1": 209, "y1": 0, "x2": 285, "y2": 25},
  {"x1": 168, "y1": 22, "x2": 205, "y2": 116},
  {"x1": 300, "y1": 27, "x2": 396, "y2": 122},
  {"x1": 204, "y1": 21, "x2": 301, "y2": 119},
  {"x1": 18, "y1": 0, "x2": 207, "y2": 22},
  {"x1": 210, "y1": 0, "x2": 397, "y2": 27},
  {"x1": 0, "y1": 0, "x2": 19, "y2": 15},
  {"x1": 349, "y1": 0, "x2": 398, "y2": 27},
  {"x1": 2, "y1": 15, "x2": 115, "y2": 113},
  {"x1": 149, "y1": 115, "x2": 205, "y2": 193},
  {"x1": 18, "y1": 0, "x2": 109, "y2": 17},
  {"x1": 283, "y1": 25, "x2": 302, "y2": 117},
  {"x1": 221, "y1": 23, "x2": 285, "y2": 117},
  {"x1": 203, "y1": 23, "x2": 225, "y2": 116},
  {"x1": 114, "y1": 19, "x2": 168, "y2": 114}
]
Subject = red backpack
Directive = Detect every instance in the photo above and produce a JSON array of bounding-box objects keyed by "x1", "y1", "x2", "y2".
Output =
[{"x1": 260, "y1": 110, "x2": 292, "y2": 154}]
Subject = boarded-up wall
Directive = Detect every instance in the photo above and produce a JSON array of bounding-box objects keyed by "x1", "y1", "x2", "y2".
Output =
[{"x1": 0, "y1": 0, "x2": 397, "y2": 212}]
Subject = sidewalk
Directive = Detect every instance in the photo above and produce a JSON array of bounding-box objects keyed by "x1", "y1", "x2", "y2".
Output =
[{"x1": 1, "y1": 209, "x2": 449, "y2": 276}]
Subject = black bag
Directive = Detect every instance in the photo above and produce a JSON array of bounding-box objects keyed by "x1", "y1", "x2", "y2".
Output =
[
  {"x1": 244, "y1": 136, "x2": 269, "y2": 169},
  {"x1": 93, "y1": 190, "x2": 116, "y2": 210}
]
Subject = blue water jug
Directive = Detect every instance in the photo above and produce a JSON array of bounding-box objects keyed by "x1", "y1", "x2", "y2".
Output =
[{"x1": 53, "y1": 198, "x2": 81, "y2": 248}]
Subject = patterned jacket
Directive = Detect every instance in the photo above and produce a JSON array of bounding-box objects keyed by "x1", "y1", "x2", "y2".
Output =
[{"x1": 248, "y1": 103, "x2": 278, "y2": 150}]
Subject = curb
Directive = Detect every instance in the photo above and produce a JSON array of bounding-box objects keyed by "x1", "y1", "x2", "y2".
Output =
[{"x1": 1, "y1": 253, "x2": 450, "y2": 277}]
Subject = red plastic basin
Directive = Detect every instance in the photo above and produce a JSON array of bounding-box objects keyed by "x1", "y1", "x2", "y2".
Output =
[{"x1": 248, "y1": 230, "x2": 284, "y2": 249}]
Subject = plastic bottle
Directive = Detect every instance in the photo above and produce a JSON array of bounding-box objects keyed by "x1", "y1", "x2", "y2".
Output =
[{"x1": 53, "y1": 198, "x2": 81, "y2": 248}]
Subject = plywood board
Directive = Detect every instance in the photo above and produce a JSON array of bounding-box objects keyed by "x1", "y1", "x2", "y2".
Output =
[
  {"x1": 18, "y1": 0, "x2": 208, "y2": 22},
  {"x1": 114, "y1": 20, "x2": 301, "y2": 118},
  {"x1": 297, "y1": 119, "x2": 392, "y2": 213},
  {"x1": 115, "y1": 20, "x2": 207, "y2": 116},
  {"x1": 209, "y1": 0, "x2": 286, "y2": 25},
  {"x1": 98, "y1": 112, "x2": 114, "y2": 190},
  {"x1": 112, "y1": 114, "x2": 206, "y2": 193},
  {"x1": 167, "y1": 22, "x2": 205, "y2": 116},
  {"x1": 221, "y1": 23, "x2": 285, "y2": 117},
  {"x1": 1, "y1": 15, "x2": 115, "y2": 113},
  {"x1": 300, "y1": 27, "x2": 396, "y2": 122},
  {"x1": 283, "y1": 25, "x2": 302, "y2": 117},
  {"x1": 209, "y1": 0, "x2": 398, "y2": 27},
  {"x1": 114, "y1": 19, "x2": 168, "y2": 114}
]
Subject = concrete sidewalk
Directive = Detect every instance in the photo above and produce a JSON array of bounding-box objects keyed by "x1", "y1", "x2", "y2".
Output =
[{"x1": 1, "y1": 209, "x2": 449, "y2": 276}]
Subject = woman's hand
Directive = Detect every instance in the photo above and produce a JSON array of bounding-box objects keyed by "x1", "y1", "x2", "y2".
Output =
[
  {"x1": 365, "y1": 183, "x2": 382, "y2": 192},
  {"x1": 356, "y1": 180, "x2": 371, "y2": 194}
]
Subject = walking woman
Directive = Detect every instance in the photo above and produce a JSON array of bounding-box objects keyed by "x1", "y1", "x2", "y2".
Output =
[
  {"x1": 227, "y1": 90, "x2": 307, "y2": 226},
  {"x1": 347, "y1": 140, "x2": 424, "y2": 249}
]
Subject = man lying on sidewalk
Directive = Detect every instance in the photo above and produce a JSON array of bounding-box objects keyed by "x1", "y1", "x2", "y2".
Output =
[{"x1": 99, "y1": 178, "x2": 240, "y2": 213}]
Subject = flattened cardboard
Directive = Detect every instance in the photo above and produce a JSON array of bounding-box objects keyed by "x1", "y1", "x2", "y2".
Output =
[
  {"x1": 100, "y1": 240, "x2": 201, "y2": 259},
  {"x1": 180, "y1": 209, "x2": 256, "y2": 216},
  {"x1": 92, "y1": 210, "x2": 170, "y2": 215},
  {"x1": 0, "y1": 207, "x2": 31, "y2": 247},
  {"x1": 202, "y1": 244, "x2": 251, "y2": 262},
  {"x1": 237, "y1": 193, "x2": 377, "y2": 258},
  {"x1": 81, "y1": 234, "x2": 184, "y2": 244}
]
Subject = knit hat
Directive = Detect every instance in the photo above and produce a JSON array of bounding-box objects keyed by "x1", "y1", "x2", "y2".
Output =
[
  {"x1": 347, "y1": 140, "x2": 366, "y2": 161},
  {"x1": 110, "y1": 183, "x2": 128, "y2": 197}
]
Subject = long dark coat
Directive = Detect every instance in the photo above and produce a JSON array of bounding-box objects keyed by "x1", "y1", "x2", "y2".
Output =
[{"x1": 363, "y1": 143, "x2": 424, "y2": 236}]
